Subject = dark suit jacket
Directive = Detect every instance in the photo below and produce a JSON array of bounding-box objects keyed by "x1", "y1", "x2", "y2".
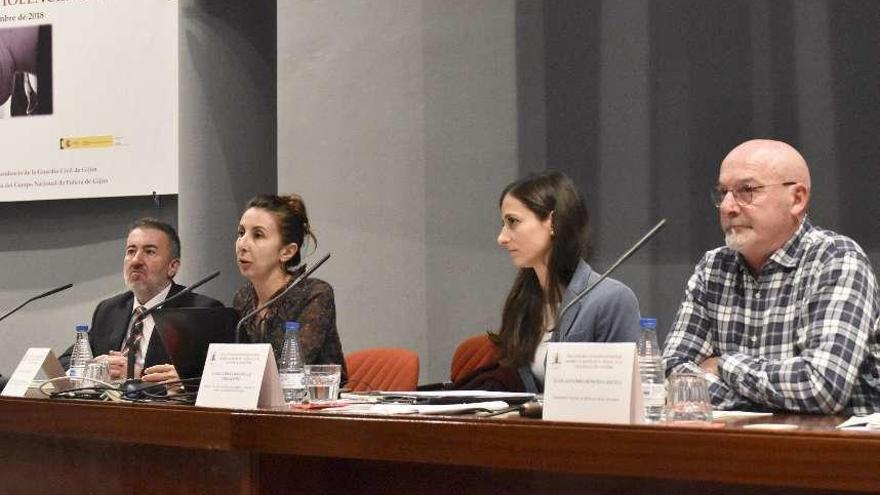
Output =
[{"x1": 60, "y1": 283, "x2": 224, "y2": 370}]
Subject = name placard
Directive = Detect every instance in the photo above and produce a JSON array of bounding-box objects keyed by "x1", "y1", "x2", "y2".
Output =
[
  {"x1": 1, "y1": 348, "x2": 67, "y2": 398},
  {"x1": 195, "y1": 344, "x2": 284, "y2": 410},
  {"x1": 543, "y1": 343, "x2": 643, "y2": 424}
]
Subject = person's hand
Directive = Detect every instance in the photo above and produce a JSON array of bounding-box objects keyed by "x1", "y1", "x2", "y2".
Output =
[
  {"x1": 699, "y1": 356, "x2": 721, "y2": 376},
  {"x1": 142, "y1": 363, "x2": 182, "y2": 394},
  {"x1": 105, "y1": 351, "x2": 128, "y2": 380}
]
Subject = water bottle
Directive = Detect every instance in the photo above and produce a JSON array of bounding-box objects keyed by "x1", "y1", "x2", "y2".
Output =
[
  {"x1": 637, "y1": 317, "x2": 666, "y2": 422},
  {"x1": 68, "y1": 324, "x2": 93, "y2": 382},
  {"x1": 278, "y1": 321, "x2": 306, "y2": 404}
]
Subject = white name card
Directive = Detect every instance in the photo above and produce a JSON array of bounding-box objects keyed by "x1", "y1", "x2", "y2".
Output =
[
  {"x1": 1, "y1": 348, "x2": 67, "y2": 398},
  {"x1": 543, "y1": 342, "x2": 644, "y2": 424},
  {"x1": 195, "y1": 343, "x2": 285, "y2": 410}
]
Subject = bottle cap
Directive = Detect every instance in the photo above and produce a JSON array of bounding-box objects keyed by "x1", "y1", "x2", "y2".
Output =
[
  {"x1": 75, "y1": 324, "x2": 89, "y2": 332},
  {"x1": 285, "y1": 321, "x2": 301, "y2": 333},
  {"x1": 640, "y1": 317, "x2": 657, "y2": 329}
]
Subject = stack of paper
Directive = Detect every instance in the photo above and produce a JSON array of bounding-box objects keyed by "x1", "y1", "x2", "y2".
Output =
[
  {"x1": 331, "y1": 400, "x2": 512, "y2": 415},
  {"x1": 837, "y1": 413, "x2": 880, "y2": 430}
]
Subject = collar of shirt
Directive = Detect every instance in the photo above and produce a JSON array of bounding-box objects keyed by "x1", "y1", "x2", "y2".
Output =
[
  {"x1": 131, "y1": 282, "x2": 174, "y2": 315},
  {"x1": 735, "y1": 216, "x2": 812, "y2": 275}
]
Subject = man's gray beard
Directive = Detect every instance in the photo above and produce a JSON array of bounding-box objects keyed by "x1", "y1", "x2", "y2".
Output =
[{"x1": 724, "y1": 230, "x2": 743, "y2": 252}]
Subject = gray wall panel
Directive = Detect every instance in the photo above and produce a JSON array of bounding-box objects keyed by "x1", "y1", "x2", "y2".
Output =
[{"x1": 278, "y1": 1, "x2": 518, "y2": 382}]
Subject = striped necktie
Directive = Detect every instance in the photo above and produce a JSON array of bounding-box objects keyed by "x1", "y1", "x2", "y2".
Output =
[{"x1": 125, "y1": 306, "x2": 147, "y2": 379}]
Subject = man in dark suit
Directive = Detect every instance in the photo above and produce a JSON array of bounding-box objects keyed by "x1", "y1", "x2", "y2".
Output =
[{"x1": 61, "y1": 219, "x2": 223, "y2": 382}]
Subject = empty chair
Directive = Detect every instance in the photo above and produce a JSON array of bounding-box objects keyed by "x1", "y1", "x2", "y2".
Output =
[
  {"x1": 450, "y1": 334, "x2": 499, "y2": 384},
  {"x1": 344, "y1": 347, "x2": 420, "y2": 392}
]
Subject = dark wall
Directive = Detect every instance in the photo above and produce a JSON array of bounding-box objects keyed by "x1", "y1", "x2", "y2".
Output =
[{"x1": 516, "y1": 0, "x2": 880, "y2": 342}]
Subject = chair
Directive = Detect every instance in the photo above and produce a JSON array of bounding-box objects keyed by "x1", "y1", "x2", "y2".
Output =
[
  {"x1": 344, "y1": 347, "x2": 420, "y2": 392},
  {"x1": 450, "y1": 334, "x2": 500, "y2": 384}
]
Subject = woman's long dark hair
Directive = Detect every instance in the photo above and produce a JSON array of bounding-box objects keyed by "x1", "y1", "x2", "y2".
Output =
[{"x1": 490, "y1": 171, "x2": 591, "y2": 367}]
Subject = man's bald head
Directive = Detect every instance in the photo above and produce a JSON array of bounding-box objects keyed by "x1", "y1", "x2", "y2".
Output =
[
  {"x1": 722, "y1": 139, "x2": 811, "y2": 193},
  {"x1": 717, "y1": 139, "x2": 812, "y2": 274}
]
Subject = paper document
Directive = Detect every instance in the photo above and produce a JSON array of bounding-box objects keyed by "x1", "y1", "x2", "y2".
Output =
[
  {"x1": 331, "y1": 400, "x2": 511, "y2": 415},
  {"x1": 837, "y1": 413, "x2": 880, "y2": 429},
  {"x1": 712, "y1": 411, "x2": 774, "y2": 420},
  {"x1": 377, "y1": 390, "x2": 535, "y2": 400}
]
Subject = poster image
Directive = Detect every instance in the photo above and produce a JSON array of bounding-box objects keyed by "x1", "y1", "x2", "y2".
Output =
[{"x1": 0, "y1": 1, "x2": 177, "y2": 202}]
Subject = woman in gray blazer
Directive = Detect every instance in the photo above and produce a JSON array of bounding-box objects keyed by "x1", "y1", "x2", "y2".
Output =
[{"x1": 492, "y1": 171, "x2": 641, "y2": 393}]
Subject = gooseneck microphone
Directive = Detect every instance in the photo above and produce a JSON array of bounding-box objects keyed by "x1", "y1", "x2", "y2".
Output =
[
  {"x1": 0, "y1": 283, "x2": 73, "y2": 324},
  {"x1": 235, "y1": 252, "x2": 331, "y2": 343},
  {"x1": 136, "y1": 270, "x2": 221, "y2": 322},
  {"x1": 555, "y1": 218, "x2": 667, "y2": 329},
  {"x1": 511, "y1": 219, "x2": 667, "y2": 417},
  {"x1": 124, "y1": 270, "x2": 221, "y2": 381}
]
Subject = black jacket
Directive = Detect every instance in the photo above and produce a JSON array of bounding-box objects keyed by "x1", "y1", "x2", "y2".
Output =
[{"x1": 59, "y1": 283, "x2": 224, "y2": 369}]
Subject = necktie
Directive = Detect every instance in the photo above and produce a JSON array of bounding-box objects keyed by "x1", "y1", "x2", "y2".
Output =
[{"x1": 125, "y1": 306, "x2": 147, "y2": 379}]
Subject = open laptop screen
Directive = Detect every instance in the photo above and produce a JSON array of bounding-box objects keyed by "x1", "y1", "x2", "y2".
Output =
[{"x1": 153, "y1": 306, "x2": 238, "y2": 390}]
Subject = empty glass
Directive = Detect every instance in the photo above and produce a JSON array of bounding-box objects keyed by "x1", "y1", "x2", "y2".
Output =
[
  {"x1": 666, "y1": 372, "x2": 713, "y2": 423},
  {"x1": 82, "y1": 359, "x2": 111, "y2": 388},
  {"x1": 304, "y1": 364, "x2": 341, "y2": 404}
]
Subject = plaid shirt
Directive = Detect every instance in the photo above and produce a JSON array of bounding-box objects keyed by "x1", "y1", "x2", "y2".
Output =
[{"x1": 663, "y1": 218, "x2": 880, "y2": 414}]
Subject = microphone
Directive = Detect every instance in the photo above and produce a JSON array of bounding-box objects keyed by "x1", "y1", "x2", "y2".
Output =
[
  {"x1": 124, "y1": 270, "x2": 220, "y2": 381},
  {"x1": 235, "y1": 252, "x2": 331, "y2": 343},
  {"x1": 0, "y1": 283, "x2": 73, "y2": 324},
  {"x1": 137, "y1": 270, "x2": 221, "y2": 321},
  {"x1": 555, "y1": 218, "x2": 667, "y2": 328}
]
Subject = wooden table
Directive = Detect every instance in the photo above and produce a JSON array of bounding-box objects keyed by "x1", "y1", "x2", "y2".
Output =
[{"x1": 0, "y1": 396, "x2": 877, "y2": 494}]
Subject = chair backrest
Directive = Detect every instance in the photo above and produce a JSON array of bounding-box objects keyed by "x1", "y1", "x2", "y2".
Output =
[
  {"x1": 450, "y1": 334, "x2": 500, "y2": 383},
  {"x1": 344, "y1": 347, "x2": 420, "y2": 392}
]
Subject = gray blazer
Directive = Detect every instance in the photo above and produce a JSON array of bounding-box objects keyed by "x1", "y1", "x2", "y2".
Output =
[{"x1": 518, "y1": 260, "x2": 641, "y2": 393}]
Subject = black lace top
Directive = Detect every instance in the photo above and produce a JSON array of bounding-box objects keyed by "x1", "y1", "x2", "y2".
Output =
[{"x1": 233, "y1": 278, "x2": 348, "y2": 383}]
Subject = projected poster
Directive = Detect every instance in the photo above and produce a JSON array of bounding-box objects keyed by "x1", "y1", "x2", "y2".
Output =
[{"x1": 0, "y1": 0, "x2": 177, "y2": 202}]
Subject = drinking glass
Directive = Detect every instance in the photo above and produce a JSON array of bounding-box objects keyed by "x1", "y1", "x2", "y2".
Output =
[
  {"x1": 666, "y1": 372, "x2": 713, "y2": 423},
  {"x1": 83, "y1": 359, "x2": 111, "y2": 388},
  {"x1": 304, "y1": 364, "x2": 341, "y2": 404}
]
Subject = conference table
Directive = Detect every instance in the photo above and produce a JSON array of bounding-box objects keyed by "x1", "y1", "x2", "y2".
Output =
[{"x1": 0, "y1": 396, "x2": 878, "y2": 494}]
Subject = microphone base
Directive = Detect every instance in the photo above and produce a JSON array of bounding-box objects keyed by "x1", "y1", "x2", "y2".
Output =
[{"x1": 121, "y1": 379, "x2": 165, "y2": 400}]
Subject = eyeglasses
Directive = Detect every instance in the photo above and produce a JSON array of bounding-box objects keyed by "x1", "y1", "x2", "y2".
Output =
[{"x1": 711, "y1": 182, "x2": 796, "y2": 208}]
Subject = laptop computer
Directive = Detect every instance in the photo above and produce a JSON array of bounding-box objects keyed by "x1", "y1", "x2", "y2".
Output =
[{"x1": 153, "y1": 306, "x2": 239, "y2": 391}]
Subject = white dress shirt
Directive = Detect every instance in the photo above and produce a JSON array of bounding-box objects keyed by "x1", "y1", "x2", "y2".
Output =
[{"x1": 123, "y1": 283, "x2": 172, "y2": 374}]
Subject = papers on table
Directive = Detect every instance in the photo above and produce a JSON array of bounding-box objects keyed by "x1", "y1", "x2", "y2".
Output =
[
  {"x1": 711, "y1": 411, "x2": 774, "y2": 420},
  {"x1": 330, "y1": 400, "x2": 512, "y2": 416},
  {"x1": 837, "y1": 413, "x2": 880, "y2": 430},
  {"x1": 375, "y1": 390, "x2": 535, "y2": 400}
]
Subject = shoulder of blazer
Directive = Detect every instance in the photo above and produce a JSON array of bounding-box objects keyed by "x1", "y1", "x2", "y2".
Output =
[
  {"x1": 164, "y1": 282, "x2": 224, "y2": 309},
  {"x1": 94, "y1": 291, "x2": 135, "y2": 318}
]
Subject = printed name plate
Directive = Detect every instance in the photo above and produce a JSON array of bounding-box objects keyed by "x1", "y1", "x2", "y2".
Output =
[
  {"x1": 196, "y1": 343, "x2": 284, "y2": 410},
  {"x1": 1, "y1": 348, "x2": 66, "y2": 398},
  {"x1": 543, "y1": 342, "x2": 643, "y2": 424}
]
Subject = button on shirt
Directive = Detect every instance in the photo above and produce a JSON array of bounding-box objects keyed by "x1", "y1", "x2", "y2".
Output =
[
  {"x1": 662, "y1": 218, "x2": 880, "y2": 415},
  {"x1": 122, "y1": 283, "x2": 172, "y2": 376}
]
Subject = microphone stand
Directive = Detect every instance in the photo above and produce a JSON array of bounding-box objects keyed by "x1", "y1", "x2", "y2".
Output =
[
  {"x1": 515, "y1": 219, "x2": 666, "y2": 416},
  {"x1": 0, "y1": 283, "x2": 73, "y2": 324},
  {"x1": 554, "y1": 219, "x2": 667, "y2": 334},
  {"x1": 0, "y1": 283, "x2": 72, "y2": 392}
]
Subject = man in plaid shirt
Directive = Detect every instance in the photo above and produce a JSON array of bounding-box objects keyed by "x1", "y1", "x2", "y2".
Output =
[{"x1": 663, "y1": 139, "x2": 880, "y2": 414}]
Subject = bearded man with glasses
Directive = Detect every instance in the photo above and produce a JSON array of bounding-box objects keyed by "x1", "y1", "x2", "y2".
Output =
[{"x1": 663, "y1": 139, "x2": 880, "y2": 414}]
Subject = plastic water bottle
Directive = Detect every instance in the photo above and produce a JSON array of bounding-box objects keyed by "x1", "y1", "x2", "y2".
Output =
[
  {"x1": 638, "y1": 317, "x2": 666, "y2": 422},
  {"x1": 68, "y1": 324, "x2": 93, "y2": 381},
  {"x1": 278, "y1": 321, "x2": 306, "y2": 404}
]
